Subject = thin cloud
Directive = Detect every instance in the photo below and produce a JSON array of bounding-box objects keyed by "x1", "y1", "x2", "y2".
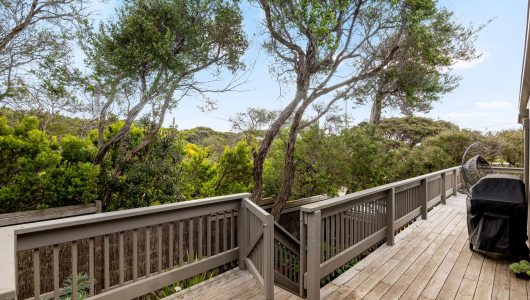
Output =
[
  {"x1": 452, "y1": 52, "x2": 490, "y2": 70},
  {"x1": 476, "y1": 101, "x2": 511, "y2": 110},
  {"x1": 447, "y1": 112, "x2": 493, "y2": 118}
]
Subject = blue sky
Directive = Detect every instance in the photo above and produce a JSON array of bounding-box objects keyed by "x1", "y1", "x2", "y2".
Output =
[{"x1": 89, "y1": 0, "x2": 527, "y2": 133}]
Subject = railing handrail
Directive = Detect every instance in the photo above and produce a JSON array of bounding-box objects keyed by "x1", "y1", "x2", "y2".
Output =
[
  {"x1": 301, "y1": 166, "x2": 460, "y2": 213},
  {"x1": 0, "y1": 201, "x2": 102, "y2": 227},
  {"x1": 14, "y1": 193, "x2": 250, "y2": 236},
  {"x1": 492, "y1": 166, "x2": 524, "y2": 173}
]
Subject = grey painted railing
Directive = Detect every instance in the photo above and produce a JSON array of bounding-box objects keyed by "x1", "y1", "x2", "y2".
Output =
[
  {"x1": 7, "y1": 194, "x2": 250, "y2": 300},
  {"x1": 4, "y1": 166, "x2": 493, "y2": 300},
  {"x1": 0, "y1": 201, "x2": 102, "y2": 228},
  {"x1": 300, "y1": 166, "x2": 463, "y2": 300},
  {"x1": 240, "y1": 198, "x2": 274, "y2": 299}
]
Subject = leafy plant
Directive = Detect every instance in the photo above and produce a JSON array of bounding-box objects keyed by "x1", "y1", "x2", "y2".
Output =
[
  {"x1": 150, "y1": 251, "x2": 218, "y2": 300},
  {"x1": 510, "y1": 260, "x2": 530, "y2": 275},
  {"x1": 60, "y1": 273, "x2": 90, "y2": 300}
]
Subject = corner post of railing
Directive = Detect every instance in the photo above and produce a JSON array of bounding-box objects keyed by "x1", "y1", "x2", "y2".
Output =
[
  {"x1": 299, "y1": 211, "x2": 307, "y2": 298},
  {"x1": 306, "y1": 210, "x2": 321, "y2": 300},
  {"x1": 263, "y1": 214, "x2": 274, "y2": 300},
  {"x1": 386, "y1": 188, "x2": 395, "y2": 246},
  {"x1": 441, "y1": 172, "x2": 447, "y2": 205},
  {"x1": 452, "y1": 169, "x2": 457, "y2": 196},
  {"x1": 95, "y1": 200, "x2": 102, "y2": 214},
  {"x1": 421, "y1": 178, "x2": 428, "y2": 220},
  {"x1": 238, "y1": 198, "x2": 247, "y2": 270}
]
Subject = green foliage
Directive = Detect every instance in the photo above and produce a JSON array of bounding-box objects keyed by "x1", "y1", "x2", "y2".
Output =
[
  {"x1": 201, "y1": 141, "x2": 254, "y2": 197},
  {"x1": 372, "y1": 117, "x2": 459, "y2": 148},
  {"x1": 105, "y1": 127, "x2": 185, "y2": 210},
  {"x1": 60, "y1": 273, "x2": 90, "y2": 300},
  {"x1": 510, "y1": 260, "x2": 530, "y2": 275},
  {"x1": 0, "y1": 117, "x2": 99, "y2": 213}
]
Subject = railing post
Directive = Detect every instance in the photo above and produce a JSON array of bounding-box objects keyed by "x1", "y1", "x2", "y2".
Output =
[
  {"x1": 94, "y1": 201, "x2": 103, "y2": 293},
  {"x1": 386, "y1": 188, "x2": 395, "y2": 246},
  {"x1": 452, "y1": 169, "x2": 457, "y2": 196},
  {"x1": 238, "y1": 199, "x2": 247, "y2": 270},
  {"x1": 306, "y1": 210, "x2": 321, "y2": 300},
  {"x1": 441, "y1": 172, "x2": 447, "y2": 205},
  {"x1": 263, "y1": 214, "x2": 274, "y2": 300},
  {"x1": 299, "y1": 211, "x2": 307, "y2": 298},
  {"x1": 421, "y1": 179, "x2": 428, "y2": 220}
]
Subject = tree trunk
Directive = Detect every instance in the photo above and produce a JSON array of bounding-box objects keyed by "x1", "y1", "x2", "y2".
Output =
[
  {"x1": 369, "y1": 93, "x2": 384, "y2": 126},
  {"x1": 251, "y1": 92, "x2": 305, "y2": 205},
  {"x1": 271, "y1": 100, "x2": 311, "y2": 221}
]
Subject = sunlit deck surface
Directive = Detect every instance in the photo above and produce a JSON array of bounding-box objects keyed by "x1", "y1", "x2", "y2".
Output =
[
  {"x1": 165, "y1": 193, "x2": 529, "y2": 300},
  {"x1": 320, "y1": 192, "x2": 527, "y2": 300},
  {"x1": 166, "y1": 268, "x2": 302, "y2": 300}
]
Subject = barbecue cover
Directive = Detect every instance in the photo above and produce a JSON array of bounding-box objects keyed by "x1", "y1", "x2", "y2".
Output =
[{"x1": 467, "y1": 174, "x2": 529, "y2": 257}]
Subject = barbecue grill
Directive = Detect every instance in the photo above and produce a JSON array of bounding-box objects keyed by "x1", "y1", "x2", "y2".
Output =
[{"x1": 467, "y1": 174, "x2": 529, "y2": 259}]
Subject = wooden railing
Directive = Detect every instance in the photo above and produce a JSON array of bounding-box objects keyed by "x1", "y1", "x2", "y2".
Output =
[
  {"x1": 2, "y1": 166, "x2": 475, "y2": 300},
  {"x1": 492, "y1": 166, "x2": 524, "y2": 175},
  {"x1": 6, "y1": 194, "x2": 249, "y2": 300},
  {"x1": 273, "y1": 221, "x2": 301, "y2": 294},
  {"x1": 300, "y1": 166, "x2": 462, "y2": 300},
  {"x1": 241, "y1": 198, "x2": 274, "y2": 299},
  {"x1": 0, "y1": 201, "x2": 102, "y2": 227}
]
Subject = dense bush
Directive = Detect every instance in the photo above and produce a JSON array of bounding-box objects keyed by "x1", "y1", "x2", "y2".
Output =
[
  {"x1": 0, "y1": 117, "x2": 99, "y2": 213},
  {"x1": 0, "y1": 114, "x2": 522, "y2": 214}
]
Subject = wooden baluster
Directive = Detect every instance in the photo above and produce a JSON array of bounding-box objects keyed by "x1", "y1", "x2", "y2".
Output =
[
  {"x1": 88, "y1": 240, "x2": 94, "y2": 296},
  {"x1": 72, "y1": 241, "x2": 78, "y2": 300},
  {"x1": 341, "y1": 211, "x2": 345, "y2": 253},
  {"x1": 189, "y1": 218, "x2": 194, "y2": 263},
  {"x1": 104, "y1": 235, "x2": 110, "y2": 290},
  {"x1": 207, "y1": 214, "x2": 212, "y2": 258},
  {"x1": 215, "y1": 212, "x2": 220, "y2": 255},
  {"x1": 223, "y1": 212, "x2": 227, "y2": 254},
  {"x1": 179, "y1": 220, "x2": 183, "y2": 267},
  {"x1": 133, "y1": 229, "x2": 138, "y2": 281},
  {"x1": 169, "y1": 223, "x2": 174, "y2": 269},
  {"x1": 230, "y1": 210, "x2": 235, "y2": 250},
  {"x1": 53, "y1": 245, "x2": 61, "y2": 299},
  {"x1": 198, "y1": 217, "x2": 203, "y2": 260},
  {"x1": 145, "y1": 227, "x2": 150, "y2": 278},
  {"x1": 34, "y1": 248, "x2": 39, "y2": 300},
  {"x1": 119, "y1": 232, "x2": 124, "y2": 285},
  {"x1": 325, "y1": 216, "x2": 330, "y2": 264},
  {"x1": 158, "y1": 224, "x2": 163, "y2": 272}
]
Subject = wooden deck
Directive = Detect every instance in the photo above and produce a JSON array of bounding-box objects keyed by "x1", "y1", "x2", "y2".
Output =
[
  {"x1": 163, "y1": 192, "x2": 529, "y2": 300},
  {"x1": 321, "y1": 193, "x2": 528, "y2": 300},
  {"x1": 166, "y1": 268, "x2": 303, "y2": 300}
]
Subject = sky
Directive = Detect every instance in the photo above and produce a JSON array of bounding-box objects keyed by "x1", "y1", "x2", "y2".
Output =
[{"x1": 88, "y1": 0, "x2": 528, "y2": 133}]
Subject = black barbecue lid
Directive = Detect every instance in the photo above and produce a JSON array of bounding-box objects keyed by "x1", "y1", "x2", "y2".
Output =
[{"x1": 469, "y1": 174, "x2": 526, "y2": 215}]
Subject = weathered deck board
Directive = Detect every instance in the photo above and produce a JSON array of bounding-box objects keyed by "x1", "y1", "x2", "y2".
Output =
[
  {"x1": 164, "y1": 268, "x2": 302, "y2": 300},
  {"x1": 322, "y1": 193, "x2": 529, "y2": 300}
]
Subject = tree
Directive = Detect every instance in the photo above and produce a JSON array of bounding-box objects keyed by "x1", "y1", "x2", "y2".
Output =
[
  {"x1": 251, "y1": 0, "x2": 481, "y2": 220},
  {"x1": 0, "y1": 0, "x2": 89, "y2": 101},
  {"x1": 82, "y1": 0, "x2": 248, "y2": 206},
  {"x1": 0, "y1": 116, "x2": 99, "y2": 213},
  {"x1": 358, "y1": 11, "x2": 484, "y2": 125},
  {"x1": 229, "y1": 107, "x2": 279, "y2": 143},
  {"x1": 83, "y1": 0, "x2": 248, "y2": 166},
  {"x1": 368, "y1": 116, "x2": 459, "y2": 148}
]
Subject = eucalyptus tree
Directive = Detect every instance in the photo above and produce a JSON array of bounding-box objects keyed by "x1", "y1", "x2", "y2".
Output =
[
  {"x1": 357, "y1": 11, "x2": 484, "y2": 125},
  {"x1": 250, "y1": 0, "x2": 483, "y2": 220},
  {"x1": 0, "y1": 0, "x2": 89, "y2": 101},
  {"x1": 83, "y1": 0, "x2": 248, "y2": 167}
]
